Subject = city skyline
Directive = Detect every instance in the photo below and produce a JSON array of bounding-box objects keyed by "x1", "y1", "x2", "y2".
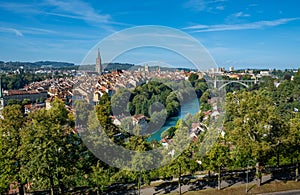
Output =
[{"x1": 0, "y1": 0, "x2": 300, "y2": 69}]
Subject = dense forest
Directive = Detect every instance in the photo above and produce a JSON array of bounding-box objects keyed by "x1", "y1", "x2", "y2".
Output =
[{"x1": 0, "y1": 71, "x2": 300, "y2": 194}]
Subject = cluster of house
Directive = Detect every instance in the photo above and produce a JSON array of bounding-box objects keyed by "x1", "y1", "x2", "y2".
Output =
[
  {"x1": 161, "y1": 122, "x2": 206, "y2": 148},
  {"x1": 0, "y1": 66, "x2": 192, "y2": 115},
  {"x1": 0, "y1": 77, "x2": 77, "y2": 115},
  {"x1": 208, "y1": 67, "x2": 272, "y2": 80},
  {"x1": 92, "y1": 69, "x2": 191, "y2": 102}
]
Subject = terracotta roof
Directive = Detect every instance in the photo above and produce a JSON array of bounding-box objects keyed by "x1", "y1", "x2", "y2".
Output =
[
  {"x1": 5, "y1": 90, "x2": 43, "y2": 96},
  {"x1": 133, "y1": 114, "x2": 146, "y2": 120}
]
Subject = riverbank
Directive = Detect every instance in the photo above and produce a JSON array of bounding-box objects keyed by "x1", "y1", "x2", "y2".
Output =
[{"x1": 148, "y1": 98, "x2": 200, "y2": 141}]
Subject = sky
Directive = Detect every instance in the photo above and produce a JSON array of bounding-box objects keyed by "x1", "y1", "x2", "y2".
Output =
[{"x1": 0, "y1": 0, "x2": 300, "y2": 70}]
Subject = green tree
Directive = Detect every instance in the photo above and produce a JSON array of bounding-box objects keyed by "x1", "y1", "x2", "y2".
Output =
[
  {"x1": 287, "y1": 115, "x2": 300, "y2": 181},
  {"x1": 163, "y1": 123, "x2": 198, "y2": 194},
  {"x1": 95, "y1": 93, "x2": 117, "y2": 136},
  {"x1": 188, "y1": 73, "x2": 199, "y2": 87},
  {"x1": 132, "y1": 94, "x2": 148, "y2": 116},
  {"x1": 20, "y1": 98, "x2": 81, "y2": 194},
  {"x1": 0, "y1": 105, "x2": 26, "y2": 194},
  {"x1": 125, "y1": 136, "x2": 152, "y2": 194},
  {"x1": 259, "y1": 76, "x2": 275, "y2": 92},
  {"x1": 161, "y1": 126, "x2": 176, "y2": 139},
  {"x1": 225, "y1": 90, "x2": 281, "y2": 186},
  {"x1": 195, "y1": 81, "x2": 208, "y2": 98},
  {"x1": 90, "y1": 161, "x2": 113, "y2": 195},
  {"x1": 275, "y1": 80, "x2": 295, "y2": 119},
  {"x1": 204, "y1": 141, "x2": 230, "y2": 190},
  {"x1": 293, "y1": 69, "x2": 300, "y2": 84},
  {"x1": 111, "y1": 88, "x2": 132, "y2": 117},
  {"x1": 200, "y1": 90, "x2": 210, "y2": 104},
  {"x1": 74, "y1": 100, "x2": 91, "y2": 127},
  {"x1": 7, "y1": 99, "x2": 22, "y2": 106}
]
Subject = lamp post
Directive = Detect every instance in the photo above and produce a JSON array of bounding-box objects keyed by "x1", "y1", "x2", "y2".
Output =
[
  {"x1": 246, "y1": 159, "x2": 255, "y2": 193},
  {"x1": 246, "y1": 164, "x2": 249, "y2": 193}
]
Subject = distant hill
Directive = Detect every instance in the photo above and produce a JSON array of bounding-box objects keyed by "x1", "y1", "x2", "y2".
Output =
[
  {"x1": 78, "y1": 63, "x2": 135, "y2": 71},
  {"x1": 34, "y1": 61, "x2": 74, "y2": 67},
  {"x1": 0, "y1": 60, "x2": 195, "y2": 72},
  {"x1": 78, "y1": 63, "x2": 196, "y2": 72},
  {"x1": 103, "y1": 63, "x2": 134, "y2": 71},
  {"x1": 0, "y1": 61, "x2": 75, "y2": 71}
]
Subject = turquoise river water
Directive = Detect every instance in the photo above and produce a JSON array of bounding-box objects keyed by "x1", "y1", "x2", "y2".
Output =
[{"x1": 148, "y1": 98, "x2": 200, "y2": 141}]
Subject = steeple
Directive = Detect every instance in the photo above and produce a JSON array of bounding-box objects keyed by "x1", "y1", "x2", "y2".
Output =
[{"x1": 96, "y1": 48, "x2": 102, "y2": 74}]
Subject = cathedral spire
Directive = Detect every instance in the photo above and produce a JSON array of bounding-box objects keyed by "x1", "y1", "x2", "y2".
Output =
[{"x1": 96, "y1": 48, "x2": 102, "y2": 74}]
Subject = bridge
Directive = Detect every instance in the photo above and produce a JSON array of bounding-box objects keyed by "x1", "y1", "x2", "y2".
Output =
[{"x1": 207, "y1": 78, "x2": 258, "y2": 90}]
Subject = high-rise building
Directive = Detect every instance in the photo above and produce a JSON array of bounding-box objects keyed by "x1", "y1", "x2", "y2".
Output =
[
  {"x1": 96, "y1": 48, "x2": 102, "y2": 74},
  {"x1": 229, "y1": 66, "x2": 234, "y2": 72}
]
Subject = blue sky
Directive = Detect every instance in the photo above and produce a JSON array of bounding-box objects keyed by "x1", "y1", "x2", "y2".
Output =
[{"x1": 0, "y1": 0, "x2": 300, "y2": 69}]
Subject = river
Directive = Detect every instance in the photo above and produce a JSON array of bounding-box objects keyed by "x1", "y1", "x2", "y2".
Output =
[{"x1": 148, "y1": 98, "x2": 200, "y2": 141}]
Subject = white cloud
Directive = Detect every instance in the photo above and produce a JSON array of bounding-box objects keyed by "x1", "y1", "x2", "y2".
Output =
[
  {"x1": 23, "y1": 27, "x2": 57, "y2": 35},
  {"x1": 0, "y1": 1, "x2": 114, "y2": 25},
  {"x1": 0, "y1": 27, "x2": 23, "y2": 36},
  {"x1": 216, "y1": 6, "x2": 225, "y2": 10},
  {"x1": 185, "y1": 0, "x2": 206, "y2": 11},
  {"x1": 45, "y1": 0, "x2": 111, "y2": 23},
  {"x1": 0, "y1": 2, "x2": 41, "y2": 14},
  {"x1": 184, "y1": 18, "x2": 300, "y2": 32},
  {"x1": 234, "y1": 12, "x2": 250, "y2": 17},
  {"x1": 184, "y1": 0, "x2": 227, "y2": 12}
]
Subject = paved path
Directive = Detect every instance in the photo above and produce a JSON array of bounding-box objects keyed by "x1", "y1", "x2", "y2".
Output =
[
  {"x1": 261, "y1": 190, "x2": 300, "y2": 195},
  {"x1": 139, "y1": 174, "x2": 273, "y2": 195},
  {"x1": 111, "y1": 174, "x2": 295, "y2": 195}
]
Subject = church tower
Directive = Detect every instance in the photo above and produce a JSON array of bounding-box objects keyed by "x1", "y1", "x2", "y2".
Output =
[
  {"x1": 0, "y1": 77, "x2": 4, "y2": 110},
  {"x1": 96, "y1": 48, "x2": 102, "y2": 74}
]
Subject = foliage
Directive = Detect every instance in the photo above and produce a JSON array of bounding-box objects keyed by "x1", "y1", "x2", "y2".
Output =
[
  {"x1": 0, "y1": 105, "x2": 25, "y2": 193},
  {"x1": 0, "y1": 73, "x2": 52, "y2": 90},
  {"x1": 19, "y1": 98, "x2": 81, "y2": 194},
  {"x1": 1, "y1": 69, "x2": 300, "y2": 193}
]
